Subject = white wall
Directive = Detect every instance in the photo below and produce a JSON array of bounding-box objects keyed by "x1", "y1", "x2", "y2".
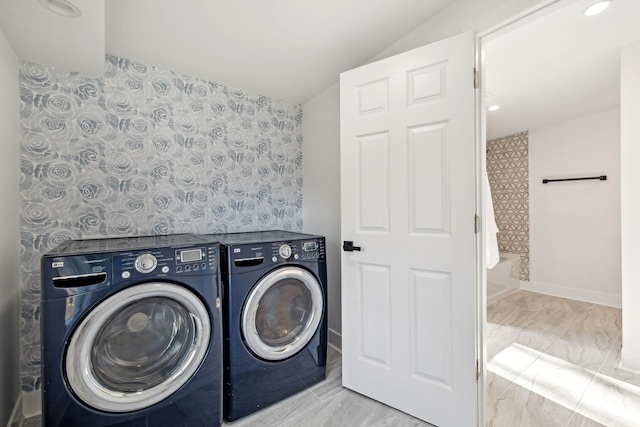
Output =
[
  {"x1": 527, "y1": 109, "x2": 621, "y2": 307},
  {"x1": 370, "y1": 0, "x2": 547, "y2": 63},
  {"x1": 302, "y1": 0, "x2": 548, "y2": 344},
  {"x1": 302, "y1": 82, "x2": 342, "y2": 349},
  {"x1": 621, "y1": 39, "x2": 640, "y2": 372},
  {"x1": 0, "y1": 26, "x2": 21, "y2": 427}
]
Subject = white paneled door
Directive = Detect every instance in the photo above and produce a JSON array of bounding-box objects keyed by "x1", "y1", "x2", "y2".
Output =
[{"x1": 340, "y1": 32, "x2": 478, "y2": 427}]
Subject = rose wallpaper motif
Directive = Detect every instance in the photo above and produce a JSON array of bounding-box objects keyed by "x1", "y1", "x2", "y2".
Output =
[{"x1": 19, "y1": 56, "x2": 303, "y2": 392}]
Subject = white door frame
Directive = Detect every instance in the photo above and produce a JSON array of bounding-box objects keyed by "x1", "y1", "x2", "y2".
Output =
[{"x1": 472, "y1": 0, "x2": 576, "y2": 425}]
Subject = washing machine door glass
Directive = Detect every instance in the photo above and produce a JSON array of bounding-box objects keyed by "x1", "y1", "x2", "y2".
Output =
[
  {"x1": 242, "y1": 266, "x2": 323, "y2": 361},
  {"x1": 65, "y1": 283, "x2": 211, "y2": 413}
]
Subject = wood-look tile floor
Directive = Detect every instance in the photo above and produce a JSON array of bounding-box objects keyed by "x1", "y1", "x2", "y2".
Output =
[
  {"x1": 23, "y1": 346, "x2": 431, "y2": 427},
  {"x1": 25, "y1": 290, "x2": 640, "y2": 427},
  {"x1": 226, "y1": 346, "x2": 432, "y2": 427}
]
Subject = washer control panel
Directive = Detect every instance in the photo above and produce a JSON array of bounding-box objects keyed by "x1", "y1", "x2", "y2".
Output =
[{"x1": 115, "y1": 244, "x2": 218, "y2": 280}]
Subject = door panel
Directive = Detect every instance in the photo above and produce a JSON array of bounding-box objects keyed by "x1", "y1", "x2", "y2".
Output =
[
  {"x1": 340, "y1": 32, "x2": 478, "y2": 427},
  {"x1": 408, "y1": 122, "x2": 449, "y2": 234},
  {"x1": 359, "y1": 263, "x2": 391, "y2": 366},
  {"x1": 410, "y1": 269, "x2": 452, "y2": 386},
  {"x1": 357, "y1": 78, "x2": 388, "y2": 115},
  {"x1": 408, "y1": 62, "x2": 447, "y2": 104},
  {"x1": 358, "y1": 132, "x2": 390, "y2": 232}
]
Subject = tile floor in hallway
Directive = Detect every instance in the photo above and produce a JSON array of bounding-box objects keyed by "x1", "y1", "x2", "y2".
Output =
[
  {"x1": 486, "y1": 290, "x2": 640, "y2": 427},
  {"x1": 24, "y1": 290, "x2": 640, "y2": 427}
]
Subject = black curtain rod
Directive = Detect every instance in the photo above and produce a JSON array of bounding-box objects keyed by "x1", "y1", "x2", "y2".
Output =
[{"x1": 542, "y1": 175, "x2": 607, "y2": 184}]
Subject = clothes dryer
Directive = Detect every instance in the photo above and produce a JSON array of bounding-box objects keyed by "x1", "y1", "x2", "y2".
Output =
[
  {"x1": 216, "y1": 230, "x2": 328, "y2": 422},
  {"x1": 40, "y1": 234, "x2": 223, "y2": 427}
]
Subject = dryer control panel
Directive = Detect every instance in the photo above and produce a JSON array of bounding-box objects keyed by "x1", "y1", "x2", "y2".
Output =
[
  {"x1": 114, "y1": 244, "x2": 218, "y2": 280},
  {"x1": 228, "y1": 238, "x2": 325, "y2": 272},
  {"x1": 267, "y1": 239, "x2": 325, "y2": 263}
]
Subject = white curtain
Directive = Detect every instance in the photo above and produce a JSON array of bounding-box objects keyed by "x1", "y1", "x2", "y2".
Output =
[{"x1": 484, "y1": 169, "x2": 499, "y2": 269}]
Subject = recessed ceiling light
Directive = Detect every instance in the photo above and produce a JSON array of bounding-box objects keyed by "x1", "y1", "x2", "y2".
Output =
[
  {"x1": 488, "y1": 105, "x2": 501, "y2": 112},
  {"x1": 583, "y1": 0, "x2": 611, "y2": 16},
  {"x1": 39, "y1": 0, "x2": 81, "y2": 18}
]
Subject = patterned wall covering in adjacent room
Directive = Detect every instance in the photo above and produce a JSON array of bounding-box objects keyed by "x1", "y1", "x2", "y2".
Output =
[
  {"x1": 486, "y1": 131, "x2": 529, "y2": 281},
  {"x1": 19, "y1": 56, "x2": 303, "y2": 392}
]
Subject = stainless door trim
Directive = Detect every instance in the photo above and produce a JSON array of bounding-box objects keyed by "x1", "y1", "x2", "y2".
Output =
[
  {"x1": 241, "y1": 267, "x2": 323, "y2": 361},
  {"x1": 65, "y1": 282, "x2": 211, "y2": 412}
]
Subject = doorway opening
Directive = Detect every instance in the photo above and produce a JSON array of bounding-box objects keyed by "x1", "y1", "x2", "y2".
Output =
[{"x1": 480, "y1": 0, "x2": 636, "y2": 424}]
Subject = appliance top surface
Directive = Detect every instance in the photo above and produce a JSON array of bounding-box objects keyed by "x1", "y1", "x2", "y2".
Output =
[
  {"x1": 208, "y1": 230, "x2": 323, "y2": 245},
  {"x1": 44, "y1": 234, "x2": 219, "y2": 256}
]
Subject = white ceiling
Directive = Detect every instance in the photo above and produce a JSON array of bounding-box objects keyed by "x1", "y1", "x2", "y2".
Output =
[
  {"x1": 2, "y1": 0, "x2": 638, "y2": 133},
  {"x1": 485, "y1": 0, "x2": 640, "y2": 140},
  {"x1": 0, "y1": 0, "x2": 456, "y2": 105},
  {"x1": 0, "y1": 0, "x2": 105, "y2": 76}
]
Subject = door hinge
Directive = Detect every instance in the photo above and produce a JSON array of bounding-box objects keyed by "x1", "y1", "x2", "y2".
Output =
[
  {"x1": 474, "y1": 214, "x2": 480, "y2": 234},
  {"x1": 476, "y1": 359, "x2": 481, "y2": 381},
  {"x1": 473, "y1": 67, "x2": 479, "y2": 90}
]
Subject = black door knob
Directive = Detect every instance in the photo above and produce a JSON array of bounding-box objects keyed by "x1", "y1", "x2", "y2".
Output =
[{"x1": 343, "y1": 241, "x2": 361, "y2": 252}]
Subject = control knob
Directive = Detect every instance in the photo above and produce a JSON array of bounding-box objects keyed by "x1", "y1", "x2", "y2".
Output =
[
  {"x1": 135, "y1": 253, "x2": 157, "y2": 273},
  {"x1": 278, "y1": 244, "x2": 292, "y2": 259}
]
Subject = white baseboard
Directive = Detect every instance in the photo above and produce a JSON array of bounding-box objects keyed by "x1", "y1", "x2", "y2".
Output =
[
  {"x1": 620, "y1": 347, "x2": 640, "y2": 374},
  {"x1": 328, "y1": 328, "x2": 341, "y2": 351},
  {"x1": 7, "y1": 394, "x2": 21, "y2": 427},
  {"x1": 21, "y1": 392, "x2": 40, "y2": 419},
  {"x1": 520, "y1": 280, "x2": 621, "y2": 308}
]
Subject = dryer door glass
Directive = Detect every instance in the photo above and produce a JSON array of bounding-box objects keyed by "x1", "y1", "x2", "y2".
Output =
[
  {"x1": 242, "y1": 266, "x2": 323, "y2": 361},
  {"x1": 65, "y1": 283, "x2": 211, "y2": 413}
]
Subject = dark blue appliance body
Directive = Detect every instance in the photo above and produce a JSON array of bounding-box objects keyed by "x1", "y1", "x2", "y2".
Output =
[
  {"x1": 216, "y1": 231, "x2": 328, "y2": 422},
  {"x1": 40, "y1": 234, "x2": 223, "y2": 427}
]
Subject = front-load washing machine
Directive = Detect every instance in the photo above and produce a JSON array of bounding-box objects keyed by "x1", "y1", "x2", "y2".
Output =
[
  {"x1": 216, "y1": 230, "x2": 328, "y2": 422},
  {"x1": 40, "y1": 234, "x2": 223, "y2": 427}
]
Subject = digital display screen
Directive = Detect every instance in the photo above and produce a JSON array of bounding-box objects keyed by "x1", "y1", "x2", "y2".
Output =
[
  {"x1": 303, "y1": 241, "x2": 317, "y2": 252},
  {"x1": 179, "y1": 249, "x2": 203, "y2": 263}
]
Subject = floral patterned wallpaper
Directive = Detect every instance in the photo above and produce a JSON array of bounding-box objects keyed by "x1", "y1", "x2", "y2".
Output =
[
  {"x1": 486, "y1": 131, "x2": 529, "y2": 281},
  {"x1": 19, "y1": 56, "x2": 303, "y2": 392}
]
